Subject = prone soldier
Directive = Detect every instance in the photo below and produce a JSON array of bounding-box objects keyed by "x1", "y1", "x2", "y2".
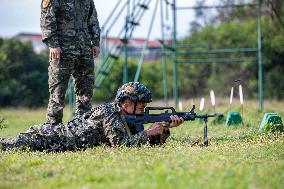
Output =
[{"x1": 0, "y1": 82, "x2": 184, "y2": 151}]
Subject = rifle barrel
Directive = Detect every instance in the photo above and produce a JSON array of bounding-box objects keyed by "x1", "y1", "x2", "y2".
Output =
[{"x1": 196, "y1": 114, "x2": 224, "y2": 119}]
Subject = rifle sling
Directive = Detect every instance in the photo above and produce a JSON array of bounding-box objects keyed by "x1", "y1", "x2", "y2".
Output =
[{"x1": 120, "y1": 112, "x2": 132, "y2": 137}]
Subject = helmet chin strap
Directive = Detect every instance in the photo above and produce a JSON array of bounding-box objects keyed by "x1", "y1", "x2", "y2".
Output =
[{"x1": 133, "y1": 101, "x2": 137, "y2": 115}]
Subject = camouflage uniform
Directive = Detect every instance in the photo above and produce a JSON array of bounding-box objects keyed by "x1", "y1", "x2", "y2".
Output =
[
  {"x1": 0, "y1": 82, "x2": 170, "y2": 151},
  {"x1": 0, "y1": 102, "x2": 169, "y2": 151},
  {"x1": 41, "y1": 0, "x2": 101, "y2": 124}
]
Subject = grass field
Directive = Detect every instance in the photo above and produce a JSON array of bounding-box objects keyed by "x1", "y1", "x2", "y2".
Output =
[{"x1": 0, "y1": 100, "x2": 283, "y2": 189}]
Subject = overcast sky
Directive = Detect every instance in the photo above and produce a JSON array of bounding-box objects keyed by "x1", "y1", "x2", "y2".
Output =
[{"x1": 0, "y1": 0, "x2": 218, "y2": 39}]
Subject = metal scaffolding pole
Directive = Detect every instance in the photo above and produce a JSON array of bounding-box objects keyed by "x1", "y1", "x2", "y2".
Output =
[
  {"x1": 160, "y1": 0, "x2": 168, "y2": 106},
  {"x1": 258, "y1": 0, "x2": 264, "y2": 111},
  {"x1": 123, "y1": 0, "x2": 130, "y2": 83},
  {"x1": 101, "y1": 0, "x2": 123, "y2": 30},
  {"x1": 68, "y1": 78, "x2": 75, "y2": 119},
  {"x1": 177, "y1": 57, "x2": 257, "y2": 63},
  {"x1": 176, "y1": 48, "x2": 258, "y2": 55},
  {"x1": 134, "y1": 0, "x2": 159, "y2": 82},
  {"x1": 172, "y1": 0, "x2": 178, "y2": 108},
  {"x1": 176, "y1": 3, "x2": 257, "y2": 10},
  {"x1": 95, "y1": 0, "x2": 151, "y2": 90}
]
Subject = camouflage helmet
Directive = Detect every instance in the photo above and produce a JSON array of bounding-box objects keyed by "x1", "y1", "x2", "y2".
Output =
[{"x1": 115, "y1": 82, "x2": 152, "y2": 103}]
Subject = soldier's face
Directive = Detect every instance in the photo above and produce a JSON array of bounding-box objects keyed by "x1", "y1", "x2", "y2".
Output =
[
  {"x1": 122, "y1": 100, "x2": 147, "y2": 114},
  {"x1": 134, "y1": 101, "x2": 147, "y2": 114}
]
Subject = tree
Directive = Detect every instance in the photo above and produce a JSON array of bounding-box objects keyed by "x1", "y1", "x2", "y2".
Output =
[{"x1": 0, "y1": 38, "x2": 49, "y2": 107}]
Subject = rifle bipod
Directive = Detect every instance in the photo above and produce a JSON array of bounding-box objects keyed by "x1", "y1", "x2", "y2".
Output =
[{"x1": 203, "y1": 117, "x2": 209, "y2": 146}]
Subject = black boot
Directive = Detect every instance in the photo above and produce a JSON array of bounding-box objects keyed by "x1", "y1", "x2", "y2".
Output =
[{"x1": 0, "y1": 137, "x2": 18, "y2": 150}]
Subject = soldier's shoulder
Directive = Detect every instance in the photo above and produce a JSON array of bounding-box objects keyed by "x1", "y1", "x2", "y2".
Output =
[
  {"x1": 90, "y1": 102, "x2": 121, "y2": 117},
  {"x1": 103, "y1": 102, "x2": 122, "y2": 116}
]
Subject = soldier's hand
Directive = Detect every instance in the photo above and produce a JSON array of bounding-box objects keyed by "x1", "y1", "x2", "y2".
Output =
[
  {"x1": 145, "y1": 122, "x2": 164, "y2": 136},
  {"x1": 49, "y1": 47, "x2": 61, "y2": 60},
  {"x1": 168, "y1": 115, "x2": 184, "y2": 128},
  {"x1": 92, "y1": 46, "x2": 100, "y2": 58}
]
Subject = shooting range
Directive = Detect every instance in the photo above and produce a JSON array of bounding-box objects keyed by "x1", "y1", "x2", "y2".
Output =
[
  {"x1": 68, "y1": 0, "x2": 265, "y2": 113},
  {"x1": 0, "y1": 0, "x2": 283, "y2": 188}
]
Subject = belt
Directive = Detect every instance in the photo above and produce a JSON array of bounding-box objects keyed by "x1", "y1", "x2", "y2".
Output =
[{"x1": 58, "y1": 21, "x2": 88, "y2": 30}]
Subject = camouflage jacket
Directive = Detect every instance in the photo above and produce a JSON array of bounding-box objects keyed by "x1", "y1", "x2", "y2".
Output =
[
  {"x1": 15, "y1": 102, "x2": 170, "y2": 151},
  {"x1": 40, "y1": 0, "x2": 100, "y2": 48}
]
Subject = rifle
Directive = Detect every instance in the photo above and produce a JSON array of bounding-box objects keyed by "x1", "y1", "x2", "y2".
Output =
[{"x1": 124, "y1": 105, "x2": 223, "y2": 146}]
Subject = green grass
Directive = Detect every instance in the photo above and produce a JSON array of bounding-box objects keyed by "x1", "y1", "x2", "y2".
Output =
[{"x1": 0, "y1": 100, "x2": 283, "y2": 189}]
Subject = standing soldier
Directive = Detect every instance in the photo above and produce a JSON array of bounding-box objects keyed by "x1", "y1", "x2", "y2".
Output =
[{"x1": 41, "y1": 0, "x2": 101, "y2": 124}]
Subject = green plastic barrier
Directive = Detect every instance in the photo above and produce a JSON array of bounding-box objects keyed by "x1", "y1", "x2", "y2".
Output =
[
  {"x1": 259, "y1": 112, "x2": 283, "y2": 132},
  {"x1": 225, "y1": 112, "x2": 243, "y2": 126}
]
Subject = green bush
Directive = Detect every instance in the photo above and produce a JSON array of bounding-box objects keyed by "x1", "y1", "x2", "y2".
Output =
[{"x1": 0, "y1": 38, "x2": 49, "y2": 107}]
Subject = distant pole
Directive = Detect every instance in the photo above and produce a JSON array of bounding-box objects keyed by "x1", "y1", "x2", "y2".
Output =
[
  {"x1": 172, "y1": 0, "x2": 179, "y2": 108},
  {"x1": 123, "y1": 0, "x2": 130, "y2": 83},
  {"x1": 134, "y1": 0, "x2": 159, "y2": 82},
  {"x1": 161, "y1": 0, "x2": 168, "y2": 106},
  {"x1": 257, "y1": 0, "x2": 264, "y2": 111},
  {"x1": 68, "y1": 78, "x2": 75, "y2": 118}
]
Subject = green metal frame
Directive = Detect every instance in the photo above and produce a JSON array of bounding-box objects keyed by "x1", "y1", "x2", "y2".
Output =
[
  {"x1": 257, "y1": 0, "x2": 264, "y2": 111},
  {"x1": 170, "y1": 0, "x2": 264, "y2": 111},
  {"x1": 68, "y1": 78, "x2": 75, "y2": 118},
  {"x1": 172, "y1": 0, "x2": 178, "y2": 108},
  {"x1": 123, "y1": 0, "x2": 130, "y2": 83},
  {"x1": 160, "y1": 0, "x2": 168, "y2": 105}
]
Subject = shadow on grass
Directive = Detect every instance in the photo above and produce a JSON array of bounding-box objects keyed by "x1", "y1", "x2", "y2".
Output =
[{"x1": 170, "y1": 136, "x2": 193, "y2": 144}]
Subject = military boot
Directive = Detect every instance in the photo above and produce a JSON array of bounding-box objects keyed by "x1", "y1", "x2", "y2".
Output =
[{"x1": 0, "y1": 137, "x2": 18, "y2": 150}]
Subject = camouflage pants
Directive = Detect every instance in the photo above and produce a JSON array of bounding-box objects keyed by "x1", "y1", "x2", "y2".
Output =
[
  {"x1": 47, "y1": 46, "x2": 94, "y2": 124},
  {"x1": 0, "y1": 109, "x2": 108, "y2": 151}
]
